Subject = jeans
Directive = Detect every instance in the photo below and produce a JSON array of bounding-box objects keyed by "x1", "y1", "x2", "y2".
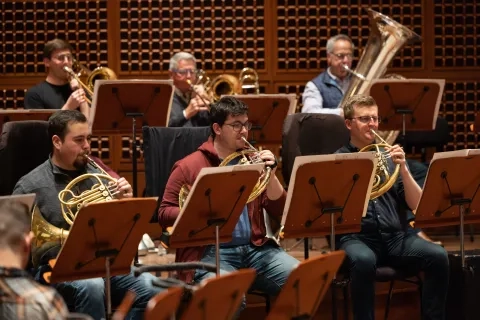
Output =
[
  {"x1": 338, "y1": 231, "x2": 449, "y2": 320},
  {"x1": 194, "y1": 242, "x2": 299, "y2": 317},
  {"x1": 37, "y1": 267, "x2": 163, "y2": 320}
]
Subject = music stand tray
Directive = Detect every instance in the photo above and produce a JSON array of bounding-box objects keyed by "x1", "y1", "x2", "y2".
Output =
[
  {"x1": 266, "y1": 251, "x2": 345, "y2": 320},
  {"x1": 44, "y1": 198, "x2": 157, "y2": 318},
  {"x1": 281, "y1": 152, "x2": 377, "y2": 254},
  {"x1": 224, "y1": 94, "x2": 297, "y2": 145},
  {"x1": 369, "y1": 79, "x2": 445, "y2": 138},
  {"x1": 414, "y1": 149, "x2": 480, "y2": 267},
  {"x1": 168, "y1": 164, "x2": 263, "y2": 275},
  {"x1": 0, "y1": 109, "x2": 55, "y2": 130}
]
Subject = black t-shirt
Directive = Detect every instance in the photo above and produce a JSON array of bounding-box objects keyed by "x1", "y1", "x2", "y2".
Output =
[{"x1": 24, "y1": 81, "x2": 72, "y2": 109}]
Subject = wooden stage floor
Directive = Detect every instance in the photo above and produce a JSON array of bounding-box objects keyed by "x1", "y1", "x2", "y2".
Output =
[{"x1": 138, "y1": 234, "x2": 480, "y2": 320}]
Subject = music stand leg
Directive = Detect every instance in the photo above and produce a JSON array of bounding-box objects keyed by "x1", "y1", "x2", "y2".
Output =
[
  {"x1": 105, "y1": 257, "x2": 112, "y2": 320},
  {"x1": 460, "y1": 204, "x2": 465, "y2": 268},
  {"x1": 215, "y1": 225, "x2": 220, "y2": 276}
]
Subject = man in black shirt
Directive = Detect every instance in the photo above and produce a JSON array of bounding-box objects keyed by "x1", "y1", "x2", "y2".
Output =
[
  {"x1": 167, "y1": 52, "x2": 211, "y2": 127},
  {"x1": 336, "y1": 94, "x2": 449, "y2": 320},
  {"x1": 24, "y1": 39, "x2": 89, "y2": 120}
]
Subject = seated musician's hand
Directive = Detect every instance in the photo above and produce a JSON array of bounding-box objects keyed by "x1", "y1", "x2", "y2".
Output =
[
  {"x1": 65, "y1": 88, "x2": 87, "y2": 109},
  {"x1": 114, "y1": 177, "x2": 133, "y2": 199},
  {"x1": 258, "y1": 150, "x2": 278, "y2": 173},
  {"x1": 386, "y1": 144, "x2": 406, "y2": 166},
  {"x1": 185, "y1": 96, "x2": 209, "y2": 119}
]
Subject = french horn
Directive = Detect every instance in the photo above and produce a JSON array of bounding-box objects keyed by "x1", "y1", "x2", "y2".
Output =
[
  {"x1": 31, "y1": 154, "x2": 119, "y2": 268},
  {"x1": 338, "y1": 8, "x2": 421, "y2": 199},
  {"x1": 178, "y1": 137, "x2": 271, "y2": 209}
]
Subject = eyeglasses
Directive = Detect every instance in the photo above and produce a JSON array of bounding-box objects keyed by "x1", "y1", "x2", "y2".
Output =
[
  {"x1": 52, "y1": 54, "x2": 73, "y2": 62},
  {"x1": 350, "y1": 116, "x2": 381, "y2": 124},
  {"x1": 224, "y1": 121, "x2": 253, "y2": 132},
  {"x1": 173, "y1": 69, "x2": 197, "y2": 76},
  {"x1": 332, "y1": 52, "x2": 354, "y2": 60}
]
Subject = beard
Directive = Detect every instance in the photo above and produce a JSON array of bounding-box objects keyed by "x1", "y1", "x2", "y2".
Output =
[{"x1": 73, "y1": 154, "x2": 88, "y2": 170}]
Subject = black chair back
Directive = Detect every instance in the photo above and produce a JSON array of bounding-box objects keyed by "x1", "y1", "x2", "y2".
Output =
[
  {"x1": 0, "y1": 121, "x2": 51, "y2": 195},
  {"x1": 142, "y1": 126, "x2": 211, "y2": 222}
]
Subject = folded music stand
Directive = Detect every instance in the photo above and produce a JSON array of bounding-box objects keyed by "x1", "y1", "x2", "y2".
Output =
[
  {"x1": 0, "y1": 109, "x2": 55, "y2": 130},
  {"x1": 266, "y1": 251, "x2": 345, "y2": 320},
  {"x1": 89, "y1": 79, "x2": 174, "y2": 198},
  {"x1": 167, "y1": 164, "x2": 263, "y2": 276},
  {"x1": 44, "y1": 198, "x2": 157, "y2": 320},
  {"x1": 369, "y1": 79, "x2": 445, "y2": 146},
  {"x1": 414, "y1": 149, "x2": 480, "y2": 268},
  {"x1": 224, "y1": 94, "x2": 297, "y2": 145},
  {"x1": 281, "y1": 152, "x2": 377, "y2": 259}
]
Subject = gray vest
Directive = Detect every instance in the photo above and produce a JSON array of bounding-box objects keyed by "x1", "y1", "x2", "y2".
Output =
[{"x1": 311, "y1": 71, "x2": 345, "y2": 109}]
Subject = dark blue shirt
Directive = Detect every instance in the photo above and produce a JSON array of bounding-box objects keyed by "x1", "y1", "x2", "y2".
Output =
[{"x1": 335, "y1": 141, "x2": 410, "y2": 233}]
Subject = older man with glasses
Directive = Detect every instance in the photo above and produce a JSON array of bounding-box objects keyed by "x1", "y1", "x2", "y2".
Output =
[
  {"x1": 167, "y1": 52, "x2": 212, "y2": 127},
  {"x1": 301, "y1": 34, "x2": 355, "y2": 117}
]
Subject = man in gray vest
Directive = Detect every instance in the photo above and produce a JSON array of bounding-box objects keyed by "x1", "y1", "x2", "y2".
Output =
[{"x1": 301, "y1": 34, "x2": 354, "y2": 116}]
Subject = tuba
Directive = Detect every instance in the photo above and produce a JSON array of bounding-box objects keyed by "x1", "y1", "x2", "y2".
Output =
[
  {"x1": 178, "y1": 137, "x2": 271, "y2": 209},
  {"x1": 31, "y1": 154, "x2": 118, "y2": 267},
  {"x1": 338, "y1": 8, "x2": 421, "y2": 199}
]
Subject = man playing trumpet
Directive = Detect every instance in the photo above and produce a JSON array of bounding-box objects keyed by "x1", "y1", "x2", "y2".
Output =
[
  {"x1": 24, "y1": 39, "x2": 89, "y2": 120},
  {"x1": 13, "y1": 110, "x2": 164, "y2": 320},
  {"x1": 335, "y1": 94, "x2": 449, "y2": 320},
  {"x1": 167, "y1": 52, "x2": 212, "y2": 127}
]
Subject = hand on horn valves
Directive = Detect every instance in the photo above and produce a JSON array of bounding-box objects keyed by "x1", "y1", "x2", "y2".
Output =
[
  {"x1": 111, "y1": 177, "x2": 133, "y2": 199},
  {"x1": 385, "y1": 144, "x2": 406, "y2": 167}
]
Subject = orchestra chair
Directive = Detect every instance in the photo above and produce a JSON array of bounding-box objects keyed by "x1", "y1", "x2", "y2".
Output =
[
  {"x1": 0, "y1": 120, "x2": 51, "y2": 195},
  {"x1": 143, "y1": 287, "x2": 184, "y2": 320}
]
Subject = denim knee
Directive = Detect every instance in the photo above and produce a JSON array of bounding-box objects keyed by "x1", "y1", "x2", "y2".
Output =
[
  {"x1": 425, "y1": 245, "x2": 449, "y2": 272},
  {"x1": 72, "y1": 278, "x2": 105, "y2": 300},
  {"x1": 349, "y1": 251, "x2": 376, "y2": 278}
]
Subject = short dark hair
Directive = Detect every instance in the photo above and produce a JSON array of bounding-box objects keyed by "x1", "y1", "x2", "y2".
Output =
[
  {"x1": 209, "y1": 96, "x2": 249, "y2": 137},
  {"x1": 0, "y1": 199, "x2": 30, "y2": 250},
  {"x1": 48, "y1": 110, "x2": 87, "y2": 142},
  {"x1": 43, "y1": 38, "x2": 73, "y2": 59}
]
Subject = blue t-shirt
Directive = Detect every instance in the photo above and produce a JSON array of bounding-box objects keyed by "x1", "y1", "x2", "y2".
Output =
[{"x1": 220, "y1": 157, "x2": 252, "y2": 247}]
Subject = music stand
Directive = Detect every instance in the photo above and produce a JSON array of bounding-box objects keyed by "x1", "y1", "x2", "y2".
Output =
[
  {"x1": 89, "y1": 79, "x2": 174, "y2": 198},
  {"x1": 281, "y1": 152, "x2": 377, "y2": 259},
  {"x1": 414, "y1": 149, "x2": 480, "y2": 268},
  {"x1": 0, "y1": 109, "x2": 55, "y2": 130},
  {"x1": 167, "y1": 164, "x2": 263, "y2": 275},
  {"x1": 369, "y1": 79, "x2": 445, "y2": 147},
  {"x1": 43, "y1": 198, "x2": 157, "y2": 320},
  {"x1": 266, "y1": 251, "x2": 345, "y2": 320},
  {"x1": 224, "y1": 94, "x2": 297, "y2": 145}
]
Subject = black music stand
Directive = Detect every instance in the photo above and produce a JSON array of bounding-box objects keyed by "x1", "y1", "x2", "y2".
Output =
[
  {"x1": 225, "y1": 94, "x2": 297, "y2": 145},
  {"x1": 44, "y1": 198, "x2": 157, "y2": 320},
  {"x1": 369, "y1": 79, "x2": 445, "y2": 146},
  {"x1": 414, "y1": 149, "x2": 480, "y2": 268},
  {"x1": 89, "y1": 79, "x2": 174, "y2": 198},
  {"x1": 166, "y1": 164, "x2": 263, "y2": 276},
  {"x1": 0, "y1": 109, "x2": 55, "y2": 130}
]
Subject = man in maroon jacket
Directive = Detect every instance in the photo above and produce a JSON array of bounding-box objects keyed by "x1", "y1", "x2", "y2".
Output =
[{"x1": 159, "y1": 96, "x2": 299, "y2": 313}]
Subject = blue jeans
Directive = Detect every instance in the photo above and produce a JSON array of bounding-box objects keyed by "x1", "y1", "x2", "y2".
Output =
[
  {"x1": 194, "y1": 242, "x2": 299, "y2": 316},
  {"x1": 338, "y1": 231, "x2": 449, "y2": 320},
  {"x1": 38, "y1": 267, "x2": 163, "y2": 320}
]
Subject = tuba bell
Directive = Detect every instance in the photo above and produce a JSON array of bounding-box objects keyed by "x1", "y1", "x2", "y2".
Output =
[
  {"x1": 338, "y1": 8, "x2": 421, "y2": 199},
  {"x1": 31, "y1": 154, "x2": 119, "y2": 267}
]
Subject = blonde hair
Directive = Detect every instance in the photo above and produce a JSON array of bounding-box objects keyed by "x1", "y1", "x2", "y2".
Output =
[{"x1": 343, "y1": 94, "x2": 377, "y2": 119}]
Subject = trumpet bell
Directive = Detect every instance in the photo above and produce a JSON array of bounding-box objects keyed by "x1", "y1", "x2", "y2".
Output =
[{"x1": 359, "y1": 143, "x2": 400, "y2": 199}]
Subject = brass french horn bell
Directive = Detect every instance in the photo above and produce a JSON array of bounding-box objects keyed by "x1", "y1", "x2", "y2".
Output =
[{"x1": 359, "y1": 129, "x2": 400, "y2": 200}]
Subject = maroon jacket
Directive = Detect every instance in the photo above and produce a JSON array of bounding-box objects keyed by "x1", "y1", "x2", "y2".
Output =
[{"x1": 158, "y1": 136, "x2": 287, "y2": 283}]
